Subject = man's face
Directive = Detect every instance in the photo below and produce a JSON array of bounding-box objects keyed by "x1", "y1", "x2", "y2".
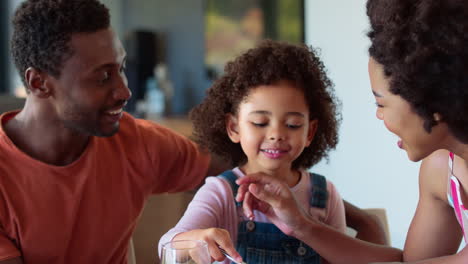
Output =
[{"x1": 49, "y1": 28, "x2": 131, "y2": 137}]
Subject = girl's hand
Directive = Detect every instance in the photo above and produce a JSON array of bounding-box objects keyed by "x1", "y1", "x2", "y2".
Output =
[
  {"x1": 172, "y1": 228, "x2": 242, "y2": 263},
  {"x1": 235, "y1": 172, "x2": 310, "y2": 238}
]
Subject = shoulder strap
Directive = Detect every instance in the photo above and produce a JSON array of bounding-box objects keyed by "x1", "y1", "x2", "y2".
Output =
[
  {"x1": 310, "y1": 173, "x2": 328, "y2": 209},
  {"x1": 217, "y1": 170, "x2": 241, "y2": 207}
]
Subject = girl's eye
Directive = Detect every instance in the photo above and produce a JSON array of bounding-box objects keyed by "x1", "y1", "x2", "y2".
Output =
[
  {"x1": 375, "y1": 102, "x2": 383, "y2": 108},
  {"x1": 251, "y1": 122, "x2": 267, "y2": 127},
  {"x1": 287, "y1": 124, "x2": 302, "y2": 129}
]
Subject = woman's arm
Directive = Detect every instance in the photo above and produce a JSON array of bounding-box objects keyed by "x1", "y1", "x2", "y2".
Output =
[
  {"x1": 376, "y1": 246, "x2": 468, "y2": 264},
  {"x1": 404, "y1": 150, "x2": 463, "y2": 261},
  {"x1": 236, "y1": 173, "x2": 402, "y2": 264},
  {"x1": 294, "y1": 214, "x2": 402, "y2": 264}
]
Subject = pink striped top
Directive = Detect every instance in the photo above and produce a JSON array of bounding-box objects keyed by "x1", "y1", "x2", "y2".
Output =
[{"x1": 447, "y1": 152, "x2": 468, "y2": 243}]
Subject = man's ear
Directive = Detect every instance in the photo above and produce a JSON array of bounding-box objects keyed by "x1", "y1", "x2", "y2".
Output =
[
  {"x1": 25, "y1": 67, "x2": 52, "y2": 98},
  {"x1": 305, "y1": 119, "x2": 318, "y2": 147},
  {"x1": 226, "y1": 113, "x2": 240, "y2": 143}
]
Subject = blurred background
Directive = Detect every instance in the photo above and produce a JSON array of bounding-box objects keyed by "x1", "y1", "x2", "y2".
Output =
[
  {"x1": 1, "y1": 0, "x2": 304, "y2": 115},
  {"x1": 0, "y1": 0, "x2": 430, "y2": 263}
]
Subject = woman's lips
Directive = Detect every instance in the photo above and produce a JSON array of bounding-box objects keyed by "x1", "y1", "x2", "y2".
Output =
[{"x1": 397, "y1": 139, "x2": 403, "y2": 149}]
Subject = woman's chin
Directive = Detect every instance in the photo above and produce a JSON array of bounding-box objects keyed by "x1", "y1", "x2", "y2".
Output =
[{"x1": 406, "y1": 150, "x2": 426, "y2": 162}]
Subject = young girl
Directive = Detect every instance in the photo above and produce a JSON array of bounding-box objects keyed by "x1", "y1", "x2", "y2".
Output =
[{"x1": 158, "y1": 40, "x2": 346, "y2": 264}]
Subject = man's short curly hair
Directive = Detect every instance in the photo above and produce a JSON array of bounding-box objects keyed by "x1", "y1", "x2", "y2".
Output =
[
  {"x1": 190, "y1": 40, "x2": 341, "y2": 170},
  {"x1": 11, "y1": 0, "x2": 110, "y2": 87},
  {"x1": 367, "y1": 0, "x2": 468, "y2": 143}
]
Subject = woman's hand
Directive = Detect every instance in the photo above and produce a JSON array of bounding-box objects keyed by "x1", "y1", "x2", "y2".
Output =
[
  {"x1": 235, "y1": 172, "x2": 311, "y2": 238},
  {"x1": 172, "y1": 228, "x2": 242, "y2": 263}
]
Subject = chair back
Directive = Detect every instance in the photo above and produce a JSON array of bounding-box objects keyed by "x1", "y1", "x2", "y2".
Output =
[{"x1": 364, "y1": 208, "x2": 391, "y2": 245}]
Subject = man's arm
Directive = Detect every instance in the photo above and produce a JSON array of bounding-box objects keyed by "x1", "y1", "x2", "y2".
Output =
[
  {"x1": 344, "y1": 200, "x2": 388, "y2": 245},
  {"x1": 0, "y1": 258, "x2": 22, "y2": 264}
]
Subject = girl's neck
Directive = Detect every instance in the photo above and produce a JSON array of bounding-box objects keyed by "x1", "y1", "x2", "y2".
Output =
[{"x1": 239, "y1": 164, "x2": 301, "y2": 188}]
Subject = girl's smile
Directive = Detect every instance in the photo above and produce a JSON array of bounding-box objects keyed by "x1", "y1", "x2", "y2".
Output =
[
  {"x1": 260, "y1": 148, "x2": 289, "y2": 159},
  {"x1": 226, "y1": 80, "x2": 317, "y2": 186}
]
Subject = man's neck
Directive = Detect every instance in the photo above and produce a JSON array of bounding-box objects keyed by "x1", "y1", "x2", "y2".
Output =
[{"x1": 3, "y1": 104, "x2": 90, "y2": 167}]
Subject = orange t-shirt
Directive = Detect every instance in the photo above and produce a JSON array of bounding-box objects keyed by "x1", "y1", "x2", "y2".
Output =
[{"x1": 0, "y1": 111, "x2": 210, "y2": 263}]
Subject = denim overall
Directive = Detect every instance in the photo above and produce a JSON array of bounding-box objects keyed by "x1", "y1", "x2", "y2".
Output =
[{"x1": 218, "y1": 170, "x2": 328, "y2": 264}]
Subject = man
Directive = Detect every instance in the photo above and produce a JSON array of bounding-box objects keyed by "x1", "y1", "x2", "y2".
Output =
[{"x1": 0, "y1": 1, "x2": 219, "y2": 263}]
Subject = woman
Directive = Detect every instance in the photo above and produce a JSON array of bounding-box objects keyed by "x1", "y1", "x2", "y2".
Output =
[{"x1": 236, "y1": 0, "x2": 468, "y2": 263}]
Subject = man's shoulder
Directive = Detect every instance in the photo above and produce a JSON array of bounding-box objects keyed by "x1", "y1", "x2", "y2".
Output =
[
  {"x1": 117, "y1": 112, "x2": 178, "y2": 138},
  {"x1": 112, "y1": 112, "x2": 192, "y2": 153}
]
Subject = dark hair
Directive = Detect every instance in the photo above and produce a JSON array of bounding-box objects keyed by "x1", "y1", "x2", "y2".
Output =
[
  {"x1": 11, "y1": 0, "x2": 110, "y2": 87},
  {"x1": 367, "y1": 0, "x2": 468, "y2": 143},
  {"x1": 190, "y1": 40, "x2": 341, "y2": 169}
]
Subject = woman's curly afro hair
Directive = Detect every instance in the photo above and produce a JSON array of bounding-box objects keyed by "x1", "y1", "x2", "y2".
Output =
[
  {"x1": 190, "y1": 40, "x2": 341, "y2": 169},
  {"x1": 11, "y1": 0, "x2": 110, "y2": 87},
  {"x1": 367, "y1": 0, "x2": 468, "y2": 143}
]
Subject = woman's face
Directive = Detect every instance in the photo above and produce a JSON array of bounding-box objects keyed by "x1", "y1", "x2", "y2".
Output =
[{"x1": 368, "y1": 57, "x2": 449, "y2": 161}]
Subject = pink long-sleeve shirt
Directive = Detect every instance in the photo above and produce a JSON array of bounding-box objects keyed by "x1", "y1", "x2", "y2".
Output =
[{"x1": 159, "y1": 168, "x2": 346, "y2": 263}]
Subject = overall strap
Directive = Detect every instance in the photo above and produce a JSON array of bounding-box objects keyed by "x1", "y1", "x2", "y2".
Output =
[
  {"x1": 310, "y1": 173, "x2": 328, "y2": 209},
  {"x1": 217, "y1": 170, "x2": 241, "y2": 207}
]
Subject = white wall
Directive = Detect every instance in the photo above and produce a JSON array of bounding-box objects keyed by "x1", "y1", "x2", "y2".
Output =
[
  {"x1": 100, "y1": 0, "x2": 124, "y2": 37},
  {"x1": 305, "y1": 1, "x2": 420, "y2": 249},
  {"x1": 8, "y1": 0, "x2": 26, "y2": 95}
]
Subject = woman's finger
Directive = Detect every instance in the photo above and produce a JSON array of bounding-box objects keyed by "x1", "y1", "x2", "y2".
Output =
[
  {"x1": 242, "y1": 190, "x2": 255, "y2": 220},
  {"x1": 235, "y1": 182, "x2": 249, "y2": 202}
]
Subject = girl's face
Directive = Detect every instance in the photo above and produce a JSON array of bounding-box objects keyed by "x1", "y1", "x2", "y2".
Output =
[
  {"x1": 226, "y1": 80, "x2": 317, "y2": 176},
  {"x1": 368, "y1": 57, "x2": 449, "y2": 161}
]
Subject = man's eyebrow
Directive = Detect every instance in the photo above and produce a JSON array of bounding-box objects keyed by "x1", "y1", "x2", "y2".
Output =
[
  {"x1": 91, "y1": 56, "x2": 127, "y2": 73},
  {"x1": 92, "y1": 63, "x2": 114, "y2": 73}
]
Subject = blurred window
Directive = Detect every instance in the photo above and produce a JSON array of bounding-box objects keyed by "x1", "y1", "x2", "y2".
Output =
[
  {"x1": 205, "y1": 0, "x2": 304, "y2": 79},
  {"x1": 0, "y1": 0, "x2": 10, "y2": 93}
]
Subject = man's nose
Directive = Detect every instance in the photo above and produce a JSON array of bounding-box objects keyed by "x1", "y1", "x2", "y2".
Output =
[{"x1": 113, "y1": 74, "x2": 132, "y2": 101}]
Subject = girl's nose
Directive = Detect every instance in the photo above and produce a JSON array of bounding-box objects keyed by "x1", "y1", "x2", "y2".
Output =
[{"x1": 268, "y1": 127, "x2": 286, "y2": 141}]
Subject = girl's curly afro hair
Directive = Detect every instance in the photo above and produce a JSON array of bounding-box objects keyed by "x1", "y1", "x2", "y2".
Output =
[
  {"x1": 367, "y1": 0, "x2": 468, "y2": 143},
  {"x1": 190, "y1": 40, "x2": 341, "y2": 169}
]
